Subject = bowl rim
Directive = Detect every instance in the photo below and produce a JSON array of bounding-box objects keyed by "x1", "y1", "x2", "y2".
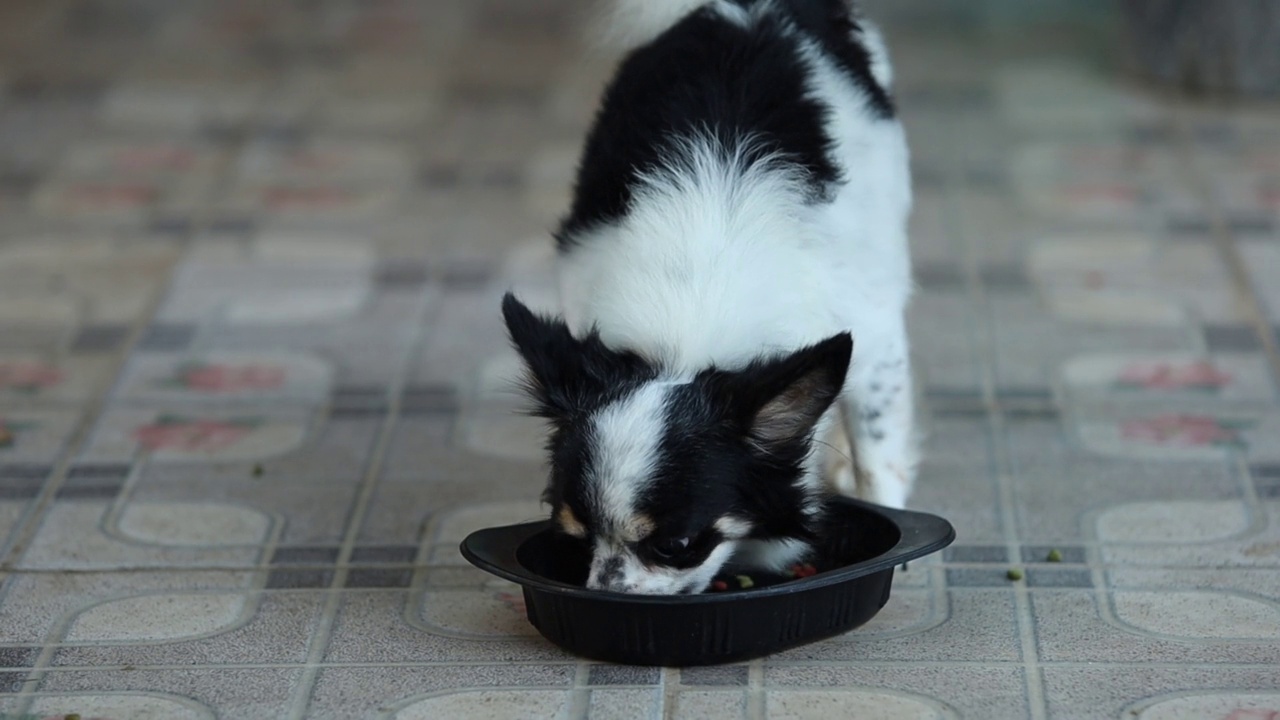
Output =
[{"x1": 459, "y1": 497, "x2": 955, "y2": 605}]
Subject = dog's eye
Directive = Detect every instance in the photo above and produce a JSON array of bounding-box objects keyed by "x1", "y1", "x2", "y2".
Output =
[{"x1": 650, "y1": 536, "x2": 691, "y2": 560}]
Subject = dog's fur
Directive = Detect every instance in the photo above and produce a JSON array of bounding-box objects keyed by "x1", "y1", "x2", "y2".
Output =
[{"x1": 502, "y1": 0, "x2": 915, "y2": 594}]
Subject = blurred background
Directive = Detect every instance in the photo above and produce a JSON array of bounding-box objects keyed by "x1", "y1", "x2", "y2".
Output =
[{"x1": 0, "y1": 1, "x2": 1278, "y2": 718}]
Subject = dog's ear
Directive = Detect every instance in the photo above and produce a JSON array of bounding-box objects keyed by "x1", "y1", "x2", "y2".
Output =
[
  {"x1": 501, "y1": 292, "x2": 581, "y2": 418},
  {"x1": 734, "y1": 333, "x2": 853, "y2": 449}
]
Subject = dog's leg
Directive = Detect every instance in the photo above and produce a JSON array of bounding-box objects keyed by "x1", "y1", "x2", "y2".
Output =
[
  {"x1": 837, "y1": 349, "x2": 917, "y2": 510},
  {"x1": 823, "y1": 410, "x2": 858, "y2": 496}
]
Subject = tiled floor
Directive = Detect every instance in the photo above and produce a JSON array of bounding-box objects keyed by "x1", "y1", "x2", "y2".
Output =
[{"x1": 0, "y1": 0, "x2": 1278, "y2": 718}]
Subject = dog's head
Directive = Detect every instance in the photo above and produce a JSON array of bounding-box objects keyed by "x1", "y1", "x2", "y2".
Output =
[{"x1": 501, "y1": 293, "x2": 851, "y2": 594}]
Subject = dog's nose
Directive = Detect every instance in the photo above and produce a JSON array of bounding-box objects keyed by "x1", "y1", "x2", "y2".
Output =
[{"x1": 588, "y1": 556, "x2": 625, "y2": 590}]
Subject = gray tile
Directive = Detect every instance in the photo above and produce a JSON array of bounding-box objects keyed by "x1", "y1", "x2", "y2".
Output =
[
  {"x1": 323, "y1": 591, "x2": 570, "y2": 664},
  {"x1": 56, "y1": 466, "x2": 129, "y2": 500},
  {"x1": 771, "y1": 591, "x2": 1021, "y2": 663},
  {"x1": 440, "y1": 261, "x2": 496, "y2": 290},
  {"x1": 50, "y1": 593, "x2": 324, "y2": 667},
  {"x1": 680, "y1": 666, "x2": 748, "y2": 686},
  {"x1": 207, "y1": 217, "x2": 257, "y2": 236},
  {"x1": 0, "y1": 647, "x2": 35, "y2": 669},
  {"x1": 265, "y1": 568, "x2": 334, "y2": 589},
  {"x1": 345, "y1": 568, "x2": 412, "y2": 588},
  {"x1": 944, "y1": 545, "x2": 1008, "y2": 563},
  {"x1": 588, "y1": 665, "x2": 660, "y2": 686},
  {"x1": 946, "y1": 568, "x2": 1017, "y2": 587},
  {"x1": 980, "y1": 264, "x2": 1030, "y2": 290},
  {"x1": 401, "y1": 385, "x2": 460, "y2": 415},
  {"x1": 375, "y1": 260, "x2": 429, "y2": 289},
  {"x1": 331, "y1": 385, "x2": 390, "y2": 415},
  {"x1": 763, "y1": 665, "x2": 1028, "y2": 719},
  {"x1": 1204, "y1": 324, "x2": 1262, "y2": 352},
  {"x1": 1032, "y1": 591, "x2": 1280, "y2": 664},
  {"x1": 0, "y1": 464, "x2": 51, "y2": 481},
  {"x1": 0, "y1": 671, "x2": 23, "y2": 693},
  {"x1": 69, "y1": 323, "x2": 131, "y2": 353},
  {"x1": 1043, "y1": 666, "x2": 1280, "y2": 718},
  {"x1": 36, "y1": 667, "x2": 302, "y2": 718},
  {"x1": 270, "y1": 546, "x2": 340, "y2": 565},
  {"x1": 0, "y1": 474, "x2": 43, "y2": 499},
  {"x1": 307, "y1": 665, "x2": 576, "y2": 719},
  {"x1": 913, "y1": 263, "x2": 965, "y2": 290},
  {"x1": 148, "y1": 216, "x2": 194, "y2": 237},
  {"x1": 138, "y1": 323, "x2": 197, "y2": 352},
  {"x1": 351, "y1": 545, "x2": 417, "y2": 564},
  {"x1": 1020, "y1": 545, "x2": 1086, "y2": 564},
  {"x1": 1025, "y1": 568, "x2": 1093, "y2": 588}
]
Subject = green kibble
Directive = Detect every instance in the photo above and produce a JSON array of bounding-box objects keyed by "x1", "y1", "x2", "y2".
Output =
[
  {"x1": 251, "y1": 463, "x2": 264, "y2": 477},
  {"x1": 1046, "y1": 548, "x2": 1063, "y2": 563},
  {"x1": 1006, "y1": 568, "x2": 1024, "y2": 581},
  {"x1": 736, "y1": 574, "x2": 755, "y2": 589},
  {"x1": 66, "y1": 714, "x2": 82, "y2": 720}
]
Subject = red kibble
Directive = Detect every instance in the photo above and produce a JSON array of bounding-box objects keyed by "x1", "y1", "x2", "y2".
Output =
[
  {"x1": 711, "y1": 580, "x2": 729, "y2": 592},
  {"x1": 789, "y1": 563, "x2": 818, "y2": 579}
]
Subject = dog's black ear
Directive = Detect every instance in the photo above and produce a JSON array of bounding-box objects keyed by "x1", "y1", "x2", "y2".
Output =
[
  {"x1": 737, "y1": 333, "x2": 853, "y2": 448},
  {"x1": 501, "y1": 292, "x2": 580, "y2": 418}
]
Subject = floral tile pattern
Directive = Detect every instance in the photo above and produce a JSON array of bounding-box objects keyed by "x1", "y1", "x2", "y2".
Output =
[{"x1": 0, "y1": 0, "x2": 1278, "y2": 718}]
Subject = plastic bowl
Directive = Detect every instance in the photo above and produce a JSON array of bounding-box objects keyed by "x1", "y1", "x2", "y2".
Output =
[{"x1": 459, "y1": 497, "x2": 954, "y2": 666}]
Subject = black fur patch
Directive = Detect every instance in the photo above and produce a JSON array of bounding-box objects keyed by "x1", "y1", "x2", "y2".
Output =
[{"x1": 556, "y1": 0, "x2": 892, "y2": 248}]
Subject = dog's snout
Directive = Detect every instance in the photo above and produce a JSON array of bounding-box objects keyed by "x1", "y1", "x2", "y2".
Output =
[
  {"x1": 597, "y1": 556, "x2": 624, "y2": 587},
  {"x1": 588, "y1": 554, "x2": 629, "y2": 590}
]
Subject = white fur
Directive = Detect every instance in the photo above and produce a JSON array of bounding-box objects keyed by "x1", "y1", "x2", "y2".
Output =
[
  {"x1": 858, "y1": 20, "x2": 894, "y2": 90},
  {"x1": 590, "y1": 383, "x2": 672, "y2": 530},
  {"x1": 733, "y1": 537, "x2": 813, "y2": 572}
]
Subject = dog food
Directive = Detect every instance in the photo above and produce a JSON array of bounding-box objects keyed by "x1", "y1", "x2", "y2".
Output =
[{"x1": 708, "y1": 563, "x2": 820, "y2": 592}]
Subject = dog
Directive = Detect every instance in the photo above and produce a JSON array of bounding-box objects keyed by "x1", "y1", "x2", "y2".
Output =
[{"x1": 501, "y1": 0, "x2": 915, "y2": 594}]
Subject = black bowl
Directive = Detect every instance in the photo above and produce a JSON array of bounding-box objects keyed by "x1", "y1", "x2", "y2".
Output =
[{"x1": 459, "y1": 497, "x2": 954, "y2": 666}]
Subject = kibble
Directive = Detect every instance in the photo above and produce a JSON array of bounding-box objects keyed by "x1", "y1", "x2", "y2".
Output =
[
  {"x1": 1046, "y1": 548, "x2": 1063, "y2": 563},
  {"x1": 1007, "y1": 568, "x2": 1024, "y2": 581}
]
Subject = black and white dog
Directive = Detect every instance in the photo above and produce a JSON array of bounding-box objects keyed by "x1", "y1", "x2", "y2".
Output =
[{"x1": 501, "y1": 0, "x2": 915, "y2": 594}]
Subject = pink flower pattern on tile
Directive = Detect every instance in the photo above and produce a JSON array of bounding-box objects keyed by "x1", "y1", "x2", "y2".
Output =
[
  {"x1": 1063, "y1": 184, "x2": 1139, "y2": 205},
  {"x1": 1116, "y1": 360, "x2": 1233, "y2": 393},
  {"x1": 0, "y1": 362, "x2": 65, "y2": 394},
  {"x1": 262, "y1": 186, "x2": 354, "y2": 210},
  {"x1": 168, "y1": 362, "x2": 286, "y2": 394},
  {"x1": 132, "y1": 416, "x2": 263, "y2": 453},
  {"x1": 496, "y1": 591, "x2": 526, "y2": 616},
  {"x1": 67, "y1": 184, "x2": 157, "y2": 207},
  {"x1": 1120, "y1": 414, "x2": 1254, "y2": 449}
]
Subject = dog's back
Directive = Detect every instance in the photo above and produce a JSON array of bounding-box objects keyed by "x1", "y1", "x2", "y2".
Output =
[{"x1": 555, "y1": 0, "x2": 911, "y2": 378}]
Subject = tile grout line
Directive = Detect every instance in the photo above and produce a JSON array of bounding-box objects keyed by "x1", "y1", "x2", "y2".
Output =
[
  {"x1": 569, "y1": 661, "x2": 591, "y2": 719},
  {"x1": 746, "y1": 659, "x2": 765, "y2": 719},
  {"x1": 283, "y1": 285, "x2": 440, "y2": 720},
  {"x1": 659, "y1": 666, "x2": 678, "y2": 720},
  {"x1": 948, "y1": 124, "x2": 1049, "y2": 720}
]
